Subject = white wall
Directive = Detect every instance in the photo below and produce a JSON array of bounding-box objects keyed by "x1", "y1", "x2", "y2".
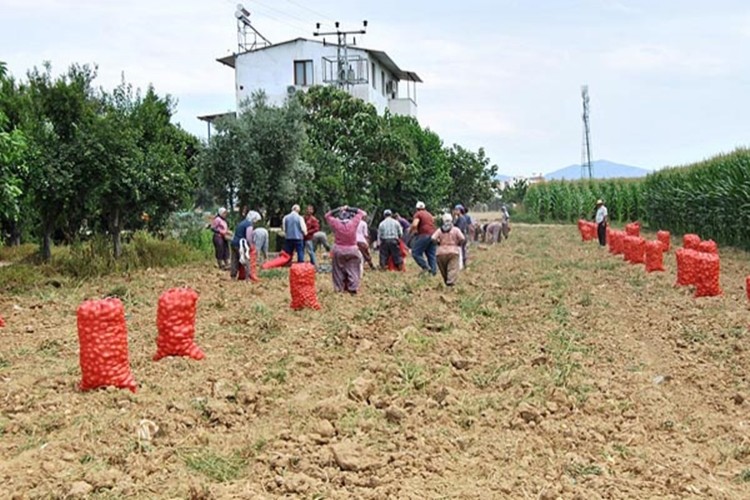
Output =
[{"x1": 233, "y1": 39, "x2": 413, "y2": 117}]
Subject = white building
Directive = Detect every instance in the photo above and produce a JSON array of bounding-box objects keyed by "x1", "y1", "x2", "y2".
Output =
[{"x1": 200, "y1": 37, "x2": 421, "y2": 133}]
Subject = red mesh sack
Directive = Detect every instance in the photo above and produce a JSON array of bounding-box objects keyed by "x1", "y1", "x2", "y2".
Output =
[
  {"x1": 623, "y1": 236, "x2": 637, "y2": 262},
  {"x1": 632, "y1": 237, "x2": 646, "y2": 264},
  {"x1": 676, "y1": 249, "x2": 699, "y2": 287},
  {"x1": 237, "y1": 247, "x2": 260, "y2": 282},
  {"x1": 746, "y1": 276, "x2": 750, "y2": 302},
  {"x1": 586, "y1": 222, "x2": 597, "y2": 241},
  {"x1": 77, "y1": 298, "x2": 136, "y2": 393},
  {"x1": 694, "y1": 253, "x2": 722, "y2": 298},
  {"x1": 612, "y1": 231, "x2": 625, "y2": 255},
  {"x1": 608, "y1": 230, "x2": 618, "y2": 254},
  {"x1": 657, "y1": 231, "x2": 671, "y2": 252},
  {"x1": 683, "y1": 234, "x2": 700, "y2": 250},
  {"x1": 0, "y1": 316, "x2": 4, "y2": 328},
  {"x1": 577, "y1": 220, "x2": 587, "y2": 241},
  {"x1": 262, "y1": 250, "x2": 292, "y2": 270},
  {"x1": 645, "y1": 240, "x2": 665, "y2": 272},
  {"x1": 698, "y1": 240, "x2": 717, "y2": 254},
  {"x1": 625, "y1": 222, "x2": 641, "y2": 237},
  {"x1": 290, "y1": 263, "x2": 321, "y2": 310},
  {"x1": 154, "y1": 288, "x2": 205, "y2": 361}
]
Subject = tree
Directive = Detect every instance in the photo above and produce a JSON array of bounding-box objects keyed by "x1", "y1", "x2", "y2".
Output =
[
  {"x1": 0, "y1": 62, "x2": 28, "y2": 238},
  {"x1": 445, "y1": 145, "x2": 499, "y2": 207},
  {"x1": 23, "y1": 63, "x2": 100, "y2": 260},
  {"x1": 200, "y1": 91, "x2": 308, "y2": 219}
]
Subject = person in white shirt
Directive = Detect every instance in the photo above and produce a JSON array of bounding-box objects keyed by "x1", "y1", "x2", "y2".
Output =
[{"x1": 595, "y1": 199, "x2": 608, "y2": 247}]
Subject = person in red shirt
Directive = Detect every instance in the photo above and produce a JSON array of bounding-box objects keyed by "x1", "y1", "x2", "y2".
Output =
[
  {"x1": 304, "y1": 205, "x2": 321, "y2": 265},
  {"x1": 409, "y1": 201, "x2": 437, "y2": 275}
]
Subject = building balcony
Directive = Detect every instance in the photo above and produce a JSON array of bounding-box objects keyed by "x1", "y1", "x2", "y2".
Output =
[{"x1": 388, "y1": 97, "x2": 417, "y2": 118}]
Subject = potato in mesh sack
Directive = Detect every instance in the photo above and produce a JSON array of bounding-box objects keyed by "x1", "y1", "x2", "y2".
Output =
[
  {"x1": 289, "y1": 263, "x2": 321, "y2": 311},
  {"x1": 153, "y1": 288, "x2": 205, "y2": 361},
  {"x1": 77, "y1": 298, "x2": 136, "y2": 393}
]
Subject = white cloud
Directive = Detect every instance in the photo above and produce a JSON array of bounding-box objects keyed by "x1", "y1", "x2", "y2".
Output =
[{"x1": 602, "y1": 44, "x2": 728, "y2": 76}]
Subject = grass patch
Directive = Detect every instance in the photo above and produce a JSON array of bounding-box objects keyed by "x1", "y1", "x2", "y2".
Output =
[
  {"x1": 252, "y1": 303, "x2": 281, "y2": 342},
  {"x1": 566, "y1": 462, "x2": 603, "y2": 478},
  {"x1": 37, "y1": 339, "x2": 62, "y2": 357},
  {"x1": 396, "y1": 360, "x2": 430, "y2": 393},
  {"x1": 546, "y1": 328, "x2": 588, "y2": 388},
  {"x1": 259, "y1": 269, "x2": 286, "y2": 280},
  {"x1": 263, "y1": 357, "x2": 289, "y2": 384},
  {"x1": 182, "y1": 449, "x2": 246, "y2": 482},
  {"x1": 736, "y1": 469, "x2": 750, "y2": 483},
  {"x1": 472, "y1": 363, "x2": 515, "y2": 389}
]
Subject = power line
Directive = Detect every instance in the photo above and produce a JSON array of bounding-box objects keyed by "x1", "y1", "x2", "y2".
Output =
[{"x1": 281, "y1": 0, "x2": 336, "y2": 23}]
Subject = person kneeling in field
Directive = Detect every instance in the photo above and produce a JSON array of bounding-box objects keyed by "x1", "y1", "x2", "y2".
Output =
[
  {"x1": 326, "y1": 205, "x2": 367, "y2": 294},
  {"x1": 485, "y1": 221, "x2": 503, "y2": 244},
  {"x1": 432, "y1": 213, "x2": 466, "y2": 286}
]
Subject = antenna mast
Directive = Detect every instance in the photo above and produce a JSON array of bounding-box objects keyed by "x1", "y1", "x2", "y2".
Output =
[
  {"x1": 313, "y1": 21, "x2": 368, "y2": 89},
  {"x1": 581, "y1": 85, "x2": 593, "y2": 179},
  {"x1": 235, "y1": 3, "x2": 271, "y2": 52}
]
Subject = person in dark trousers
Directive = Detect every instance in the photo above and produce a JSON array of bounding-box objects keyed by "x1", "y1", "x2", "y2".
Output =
[
  {"x1": 409, "y1": 201, "x2": 437, "y2": 275},
  {"x1": 303, "y1": 205, "x2": 321, "y2": 265},
  {"x1": 282, "y1": 204, "x2": 308, "y2": 262},
  {"x1": 377, "y1": 209, "x2": 403, "y2": 270},
  {"x1": 595, "y1": 199, "x2": 608, "y2": 246}
]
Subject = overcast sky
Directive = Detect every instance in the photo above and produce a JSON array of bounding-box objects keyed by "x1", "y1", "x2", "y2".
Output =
[{"x1": 2, "y1": 0, "x2": 749, "y2": 176}]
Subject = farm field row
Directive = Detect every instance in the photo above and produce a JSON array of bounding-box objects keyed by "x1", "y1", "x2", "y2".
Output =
[{"x1": 1, "y1": 225, "x2": 750, "y2": 498}]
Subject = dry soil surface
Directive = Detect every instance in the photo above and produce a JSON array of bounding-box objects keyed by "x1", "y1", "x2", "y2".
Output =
[{"x1": 2, "y1": 225, "x2": 750, "y2": 499}]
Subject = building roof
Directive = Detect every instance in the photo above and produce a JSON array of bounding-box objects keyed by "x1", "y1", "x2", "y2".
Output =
[{"x1": 217, "y1": 37, "x2": 422, "y2": 83}]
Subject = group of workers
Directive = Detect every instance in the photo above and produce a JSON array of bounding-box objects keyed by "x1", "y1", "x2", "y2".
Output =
[{"x1": 210, "y1": 201, "x2": 511, "y2": 293}]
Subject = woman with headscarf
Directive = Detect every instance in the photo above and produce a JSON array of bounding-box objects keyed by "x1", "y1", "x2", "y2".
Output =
[
  {"x1": 210, "y1": 207, "x2": 230, "y2": 270},
  {"x1": 453, "y1": 204, "x2": 470, "y2": 268},
  {"x1": 432, "y1": 213, "x2": 466, "y2": 286},
  {"x1": 325, "y1": 205, "x2": 367, "y2": 294}
]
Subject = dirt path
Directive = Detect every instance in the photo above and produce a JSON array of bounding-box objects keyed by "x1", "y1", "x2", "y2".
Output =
[{"x1": 0, "y1": 226, "x2": 749, "y2": 498}]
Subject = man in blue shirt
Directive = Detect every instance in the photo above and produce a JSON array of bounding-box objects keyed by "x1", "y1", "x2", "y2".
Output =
[
  {"x1": 282, "y1": 204, "x2": 308, "y2": 263},
  {"x1": 230, "y1": 217, "x2": 255, "y2": 280}
]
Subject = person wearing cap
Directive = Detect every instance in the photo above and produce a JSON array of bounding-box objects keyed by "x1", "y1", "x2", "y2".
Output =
[
  {"x1": 431, "y1": 213, "x2": 466, "y2": 286},
  {"x1": 595, "y1": 199, "x2": 608, "y2": 246},
  {"x1": 303, "y1": 205, "x2": 321, "y2": 265},
  {"x1": 210, "y1": 207, "x2": 230, "y2": 270},
  {"x1": 409, "y1": 201, "x2": 437, "y2": 275},
  {"x1": 282, "y1": 204, "x2": 308, "y2": 263},
  {"x1": 325, "y1": 205, "x2": 367, "y2": 294},
  {"x1": 378, "y1": 209, "x2": 403, "y2": 270}
]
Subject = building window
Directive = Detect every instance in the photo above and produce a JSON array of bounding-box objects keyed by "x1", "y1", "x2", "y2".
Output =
[
  {"x1": 381, "y1": 71, "x2": 385, "y2": 96},
  {"x1": 371, "y1": 62, "x2": 376, "y2": 89},
  {"x1": 294, "y1": 60, "x2": 313, "y2": 86}
]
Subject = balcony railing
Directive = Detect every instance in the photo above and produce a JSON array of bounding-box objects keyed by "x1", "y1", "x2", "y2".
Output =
[{"x1": 321, "y1": 55, "x2": 369, "y2": 86}]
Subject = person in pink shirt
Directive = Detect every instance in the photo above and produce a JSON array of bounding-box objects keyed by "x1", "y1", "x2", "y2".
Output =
[
  {"x1": 356, "y1": 218, "x2": 375, "y2": 270},
  {"x1": 210, "y1": 207, "x2": 230, "y2": 270},
  {"x1": 431, "y1": 213, "x2": 466, "y2": 286},
  {"x1": 325, "y1": 205, "x2": 367, "y2": 294}
]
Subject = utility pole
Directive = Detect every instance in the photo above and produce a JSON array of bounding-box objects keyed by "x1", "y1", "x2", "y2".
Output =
[
  {"x1": 235, "y1": 3, "x2": 271, "y2": 52},
  {"x1": 581, "y1": 85, "x2": 593, "y2": 179},
  {"x1": 313, "y1": 21, "x2": 368, "y2": 89}
]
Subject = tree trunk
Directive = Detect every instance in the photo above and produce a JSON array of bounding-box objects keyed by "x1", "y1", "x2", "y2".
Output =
[
  {"x1": 41, "y1": 226, "x2": 52, "y2": 262},
  {"x1": 112, "y1": 209, "x2": 122, "y2": 259}
]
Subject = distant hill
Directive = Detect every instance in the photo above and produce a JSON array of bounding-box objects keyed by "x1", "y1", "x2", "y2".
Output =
[
  {"x1": 494, "y1": 174, "x2": 511, "y2": 182},
  {"x1": 545, "y1": 160, "x2": 651, "y2": 180}
]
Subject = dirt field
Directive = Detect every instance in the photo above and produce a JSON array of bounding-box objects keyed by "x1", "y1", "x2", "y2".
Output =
[{"x1": 2, "y1": 225, "x2": 750, "y2": 499}]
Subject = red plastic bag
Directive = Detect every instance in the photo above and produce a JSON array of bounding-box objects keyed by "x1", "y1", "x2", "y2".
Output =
[
  {"x1": 77, "y1": 298, "x2": 136, "y2": 393},
  {"x1": 262, "y1": 250, "x2": 292, "y2": 270},
  {"x1": 675, "y1": 249, "x2": 699, "y2": 287},
  {"x1": 698, "y1": 240, "x2": 717, "y2": 254},
  {"x1": 657, "y1": 231, "x2": 671, "y2": 252},
  {"x1": 694, "y1": 253, "x2": 722, "y2": 298},
  {"x1": 645, "y1": 240, "x2": 665, "y2": 272},
  {"x1": 290, "y1": 263, "x2": 321, "y2": 310},
  {"x1": 683, "y1": 234, "x2": 700, "y2": 250},
  {"x1": 154, "y1": 288, "x2": 204, "y2": 361},
  {"x1": 625, "y1": 222, "x2": 641, "y2": 237}
]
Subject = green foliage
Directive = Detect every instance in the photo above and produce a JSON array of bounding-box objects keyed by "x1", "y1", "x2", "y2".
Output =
[
  {"x1": 642, "y1": 148, "x2": 750, "y2": 250},
  {"x1": 446, "y1": 145, "x2": 499, "y2": 207},
  {"x1": 200, "y1": 91, "x2": 307, "y2": 219},
  {"x1": 523, "y1": 178, "x2": 645, "y2": 223}
]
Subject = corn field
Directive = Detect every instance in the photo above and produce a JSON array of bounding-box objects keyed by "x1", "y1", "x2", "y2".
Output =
[
  {"x1": 642, "y1": 148, "x2": 750, "y2": 250},
  {"x1": 523, "y1": 179, "x2": 645, "y2": 223}
]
